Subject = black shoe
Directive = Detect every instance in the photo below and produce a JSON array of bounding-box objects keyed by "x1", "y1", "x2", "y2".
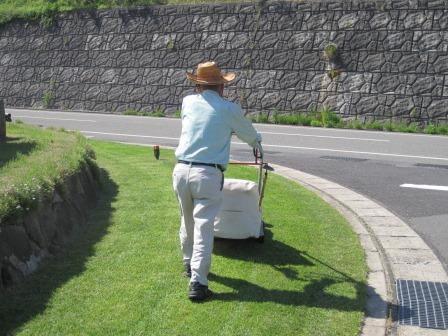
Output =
[
  {"x1": 183, "y1": 263, "x2": 191, "y2": 278},
  {"x1": 188, "y1": 281, "x2": 213, "y2": 301}
]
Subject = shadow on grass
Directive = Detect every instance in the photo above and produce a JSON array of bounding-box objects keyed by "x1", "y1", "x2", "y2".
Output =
[
  {"x1": 213, "y1": 223, "x2": 386, "y2": 317},
  {"x1": 0, "y1": 168, "x2": 118, "y2": 335},
  {"x1": 214, "y1": 223, "x2": 314, "y2": 280},
  {"x1": 0, "y1": 137, "x2": 37, "y2": 168}
]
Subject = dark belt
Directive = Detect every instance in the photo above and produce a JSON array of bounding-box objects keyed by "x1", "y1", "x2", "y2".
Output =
[{"x1": 177, "y1": 160, "x2": 224, "y2": 172}]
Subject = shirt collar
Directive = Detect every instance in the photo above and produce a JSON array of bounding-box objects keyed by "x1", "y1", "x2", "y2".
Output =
[{"x1": 201, "y1": 89, "x2": 221, "y2": 98}]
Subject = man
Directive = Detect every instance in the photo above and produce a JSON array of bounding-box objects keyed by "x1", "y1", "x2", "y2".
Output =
[{"x1": 173, "y1": 61, "x2": 262, "y2": 301}]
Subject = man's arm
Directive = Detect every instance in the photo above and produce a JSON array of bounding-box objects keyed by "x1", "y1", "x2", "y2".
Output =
[{"x1": 229, "y1": 104, "x2": 262, "y2": 148}]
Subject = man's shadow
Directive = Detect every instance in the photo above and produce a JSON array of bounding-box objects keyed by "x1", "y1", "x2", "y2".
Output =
[
  {"x1": 0, "y1": 168, "x2": 119, "y2": 335},
  {"x1": 213, "y1": 223, "x2": 386, "y2": 316},
  {"x1": 214, "y1": 223, "x2": 313, "y2": 280},
  {"x1": 0, "y1": 137, "x2": 37, "y2": 168}
]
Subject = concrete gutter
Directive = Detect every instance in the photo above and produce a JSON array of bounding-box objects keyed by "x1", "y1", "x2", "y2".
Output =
[{"x1": 270, "y1": 163, "x2": 448, "y2": 336}]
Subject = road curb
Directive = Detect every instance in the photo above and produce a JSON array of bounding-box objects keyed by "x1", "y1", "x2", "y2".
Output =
[{"x1": 270, "y1": 163, "x2": 448, "y2": 336}]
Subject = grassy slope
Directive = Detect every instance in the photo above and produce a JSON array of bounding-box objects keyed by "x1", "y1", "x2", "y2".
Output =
[
  {"x1": 0, "y1": 0, "x2": 239, "y2": 25},
  {"x1": 0, "y1": 122, "x2": 94, "y2": 222},
  {"x1": 0, "y1": 137, "x2": 367, "y2": 335}
]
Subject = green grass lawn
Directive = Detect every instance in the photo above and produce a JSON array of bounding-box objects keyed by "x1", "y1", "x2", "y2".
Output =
[{"x1": 0, "y1": 135, "x2": 367, "y2": 335}]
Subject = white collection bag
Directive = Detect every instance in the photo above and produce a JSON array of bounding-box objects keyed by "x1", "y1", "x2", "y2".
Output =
[{"x1": 214, "y1": 178, "x2": 263, "y2": 239}]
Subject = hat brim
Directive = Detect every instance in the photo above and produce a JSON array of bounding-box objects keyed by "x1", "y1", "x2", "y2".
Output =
[{"x1": 186, "y1": 72, "x2": 236, "y2": 85}]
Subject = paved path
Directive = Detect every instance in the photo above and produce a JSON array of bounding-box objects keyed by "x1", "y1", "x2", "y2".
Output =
[{"x1": 8, "y1": 108, "x2": 448, "y2": 335}]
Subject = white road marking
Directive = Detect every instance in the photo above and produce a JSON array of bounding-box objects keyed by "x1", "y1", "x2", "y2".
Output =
[
  {"x1": 254, "y1": 122, "x2": 448, "y2": 139},
  {"x1": 400, "y1": 184, "x2": 448, "y2": 191},
  {"x1": 81, "y1": 130, "x2": 448, "y2": 162},
  {"x1": 232, "y1": 142, "x2": 448, "y2": 161},
  {"x1": 16, "y1": 115, "x2": 96, "y2": 122},
  {"x1": 10, "y1": 109, "x2": 179, "y2": 121},
  {"x1": 79, "y1": 130, "x2": 179, "y2": 141},
  {"x1": 259, "y1": 131, "x2": 389, "y2": 142},
  {"x1": 8, "y1": 108, "x2": 448, "y2": 140}
]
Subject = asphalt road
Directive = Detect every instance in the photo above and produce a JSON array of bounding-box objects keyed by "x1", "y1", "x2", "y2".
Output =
[{"x1": 8, "y1": 108, "x2": 448, "y2": 270}]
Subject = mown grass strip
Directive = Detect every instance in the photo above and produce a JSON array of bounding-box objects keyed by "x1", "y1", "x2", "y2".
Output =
[
  {"x1": 0, "y1": 122, "x2": 96, "y2": 222},
  {"x1": 0, "y1": 136, "x2": 367, "y2": 335}
]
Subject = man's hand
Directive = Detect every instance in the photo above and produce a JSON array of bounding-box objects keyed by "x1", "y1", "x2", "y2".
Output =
[{"x1": 254, "y1": 141, "x2": 264, "y2": 160}]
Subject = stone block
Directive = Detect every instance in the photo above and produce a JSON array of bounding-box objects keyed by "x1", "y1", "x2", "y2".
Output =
[
  {"x1": 370, "y1": 12, "x2": 393, "y2": 29},
  {"x1": 414, "y1": 32, "x2": 442, "y2": 51},
  {"x1": 289, "y1": 92, "x2": 319, "y2": 110},
  {"x1": 361, "y1": 53, "x2": 386, "y2": 72},
  {"x1": 398, "y1": 53, "x2": 428, "y2": 73},
  {"x1": 344, "y1": 31, "x2": 378, "y2": 50},
  {"x1": 381, "y1": 31, "x2": 413, "y2": 50},
  {"x1": 260, "y1": 91, "x2": 283, "y2": 109},
  {"x1": 289, "y1": 32, "x2": 314, "y2": 50},
  {"x1": 296, "y1": 52, "x2": 322, "y2": 70},
  {"x1": 407, "y1": 75, "x2": 443, "y2": 95},
  {"x1": 426, "y1": 99, "x2": 448, "y2": 118},
  {"x1": 338, "y1": 12, "x2": 359, "y2": 29},
  {"x1": 403, "y1": 11, "x2": 430, "y2": 29},
  {"x1": 304, "y1": 12, "x2": 332, "y2": 30},
  {"x1": 340, "y1": 73, "x2": 372, "y2": 93},
  {"x1": 391, "y1": 97, "x2": 417, "y2": 117}
]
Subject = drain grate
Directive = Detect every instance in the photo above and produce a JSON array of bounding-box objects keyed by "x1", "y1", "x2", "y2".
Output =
[
  {"x1": 396, "y1": 279, "x2": 448, "y2": 329},
  {"x1": 320, "y1": 155, "x2": 368, "y2": 162},
  {"x1": 415, "y1": 163, "x2": 448, "y2": 170}
]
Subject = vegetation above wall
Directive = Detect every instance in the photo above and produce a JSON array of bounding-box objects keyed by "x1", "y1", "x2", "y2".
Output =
[
  {"x1": 0, "y1": 0, "x2": 233, "y2": 25},
  {"x1": 0, "y1": 0, "x2": 151, "y2": 25},
  {"x1": 0, "y1": 122, "x2": 98, "y2": 223}
]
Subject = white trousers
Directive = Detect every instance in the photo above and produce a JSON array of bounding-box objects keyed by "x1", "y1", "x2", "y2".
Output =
[{"x1": 172, "y1": 163, "x2": 223, "y2": 286}]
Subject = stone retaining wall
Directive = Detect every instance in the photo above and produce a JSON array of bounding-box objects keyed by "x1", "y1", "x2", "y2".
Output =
[
  {"x1": 0, "y1": 163, "x2": 99, "y2": 289},
  {"x1": 0, "y1": 0, "x2": 447, "y2": 123}
]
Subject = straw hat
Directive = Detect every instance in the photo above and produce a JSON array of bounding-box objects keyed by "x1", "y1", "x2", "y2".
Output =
[{"x1": 186, "y1": 61, "x2": 236, "y2": 85}]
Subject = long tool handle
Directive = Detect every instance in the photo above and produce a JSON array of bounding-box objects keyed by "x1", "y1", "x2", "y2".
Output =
[
  {"x1": 228, "y1": 162, "x2": 262, "y2": 165},
  {"x1": 259, "y1": 168, "x2": 268, "y2": 208}
]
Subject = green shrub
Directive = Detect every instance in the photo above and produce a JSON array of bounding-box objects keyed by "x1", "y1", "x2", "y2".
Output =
[
  {"x1": 324, "y1": 43, "x2": 338, "y2": 59},
  {"x1": 405, "y1": 123, "x2": 420, "y2": 133},
  {"x1": 296, "y1": 114, "x2": 312, "y2": 126},
  {"x1": 310, "y1": 120, "x2": 323, "y2": 127},
  {"x1": 257, "y1": 113, "x2": 270, "y2": 124},
  {"x1": 320, "y1": 108, "x2": 341, "y2": 128},
  {"x1": 124, "y1": 109, "x2": 165, "y2": 117},
  {"x1": 124, "y1": 109, "x2": 139, "y2": 116},
  {"x1": 42, "y1": 91, "x2": 53, "y2": 108},
  {"x1": 435, "y1": 124, "x2": 447, "y2": 135},
  {"x1": 327, "y1": 69, "x2": 340, "y2": 80},
  {"x1": 347, "y1": 120, "x2": 364, "y2": 130},
  {"x1": 364, "y1": 121, "x2": 384, "y2": 131},
  {"x1": 149, "y1": 109, "x2": 165, "y2": 117},
  {"x1": 424, "y1": 124, "x2": 438, "y2": 134}
]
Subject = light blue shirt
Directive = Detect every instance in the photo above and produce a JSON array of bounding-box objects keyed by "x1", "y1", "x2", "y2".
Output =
[{"x1": 175, "y1": 90, "x2": 261, "y2": 170}]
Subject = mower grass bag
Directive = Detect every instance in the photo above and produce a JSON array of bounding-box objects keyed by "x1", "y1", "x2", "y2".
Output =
[{"x1": 214, "y1": 178, "x2": 263, "y2": 239}]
